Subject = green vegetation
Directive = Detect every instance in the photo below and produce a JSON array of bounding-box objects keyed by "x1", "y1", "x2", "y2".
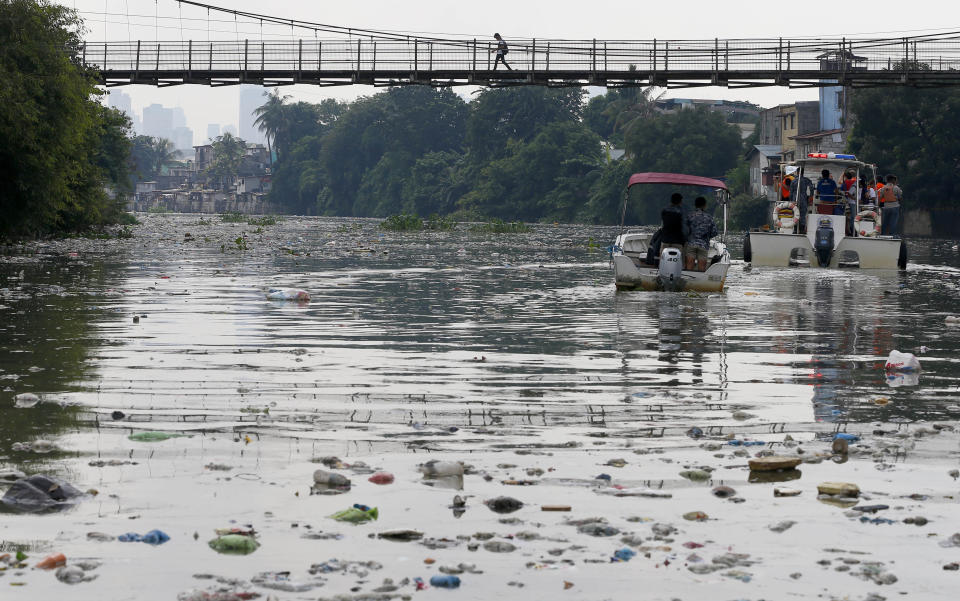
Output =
[
  {"x1": 0, "y1": 0, "x2": 134, "y2": 238},
  {"x1": 260, "y1": 84, "x2": 746, "y2": 226},
  {"x1": 469, "y1": 219, "x2": 532, "y2": 233},
  {"x1": 848, "y1": 69, "x2": 960, "y2": 214},
  {"x1": 380, "y1": 213, "x2": 424, "y2": 231},
  {"x1": 220, "y1": 212, "x2": 246, "y2": 223},
  {"x1": 424, "y1": 214, "x2": 456, "y2": 231},
  {"x1": 247, "y1": 215, "x2": 281, "y2": 226}
]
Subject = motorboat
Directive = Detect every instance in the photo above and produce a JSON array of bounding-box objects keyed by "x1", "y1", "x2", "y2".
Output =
[
  {"x1": 612, "y1": 172, "x2": 731, "y2": 292},
  {"x1": 744, "y1": 153, "x2": 907, "y2": 269}
]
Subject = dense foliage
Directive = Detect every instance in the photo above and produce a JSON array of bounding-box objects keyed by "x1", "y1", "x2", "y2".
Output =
[
  {"x1": 0, "y1": 0, "x2": 133, "y2": 238},
  {"x1": 262, "y1": 84, "x2": 745, "y2": 226},
  {"x1": 848, "y1": 80, "x2": 960, "y2": 212}
]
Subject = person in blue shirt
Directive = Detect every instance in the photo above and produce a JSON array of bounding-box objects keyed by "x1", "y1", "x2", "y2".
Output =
[{"x1": 816, "y1": 169, "x2": 841, "y2": 215}]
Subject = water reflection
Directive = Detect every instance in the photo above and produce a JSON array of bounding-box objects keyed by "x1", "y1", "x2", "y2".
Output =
[
  {"x1": 1, "y1": 217, "x2": 959, "y2": 463},
  {"x1": 0, "y1": 254, "x2": 124, "y2": 472}
]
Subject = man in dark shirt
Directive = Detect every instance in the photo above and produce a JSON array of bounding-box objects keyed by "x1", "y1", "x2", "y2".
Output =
[{"x1": 661, "y1": 192, "x2": 686, "y2": 251}]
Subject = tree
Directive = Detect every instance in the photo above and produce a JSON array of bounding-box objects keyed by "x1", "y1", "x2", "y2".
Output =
[
  {"x1": 581, "y1": 107, "x2": 742, "y2": 225},
  {"x1": 848, "y1": 82, "x2": 960, "y2": 213},
  {"x1": 583, "y1": 84, "x2": 662, "y2": 145},
  {"x1": 465, "y1": 87, "x2": 585, "y2": 160},
  {"x1": 206, "y1": 132, "x2": 246, "y2": 188},
  {"x1": 253, "y1": 89, "x2": 291, "y2": 162},
  {"x1": 0, "y1": 0, "x2": 128, "y2": 237},
  {"x1": 458, "y1": 121, "x2": 603, "y2": 222},
  {"x1": 316, "y1": 87, "x2": 468, "y2": 215}
]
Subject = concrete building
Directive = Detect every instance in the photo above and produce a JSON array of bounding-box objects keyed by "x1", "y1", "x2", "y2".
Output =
[
  {"x1": 758, "y1": 102, "x2": 819, "y2": 162},
  {"x1": 745, "y1": 145, "x2": 783, "y2": 199}
]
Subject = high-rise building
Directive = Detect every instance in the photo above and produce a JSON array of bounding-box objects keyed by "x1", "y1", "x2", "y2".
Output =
[
  {"x1": 172, "y1": 126, "x2": 194, "y2": 152},
  {"x1": 142, "y1": 103, "x2": 173, "y2": 140},
  {"x1": 108, "y1": 90, "x2": 132, "y2": 115},
  {"x1": 172, "y1": 107, "x2": 188, "y2": 129},
  {"x1": 239, "y1": 85, "x2": 267, "y2": 145},
  {"x1": 206, "y1": 123, "x2": 221, "y2": 142},
  {"x1": 222, "y1": 124, "x2": 238, "y2": 137},
  {"x1": 107, "y1": 90, "x2": 140, "y2": 132}
]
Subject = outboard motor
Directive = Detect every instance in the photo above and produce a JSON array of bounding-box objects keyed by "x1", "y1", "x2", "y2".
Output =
[
  {"x1": 657, "y1": 247, "x2": 684, "y2": 291},
  {"x1": 814, "y1": 217, "x2": 835, "y2": 267}
]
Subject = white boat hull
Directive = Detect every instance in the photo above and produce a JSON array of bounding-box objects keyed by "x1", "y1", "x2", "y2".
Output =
[
  {"x1": 612, "y1": 232, "x2": 730, "y2": 292},
  {"x1": 747, "y1": 214, "x2": 903, "y2": 269}
]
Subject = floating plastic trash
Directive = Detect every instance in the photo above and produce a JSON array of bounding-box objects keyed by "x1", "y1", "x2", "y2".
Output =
[
  {"x1": 118, "y1": 529, "x2": 170, "y2": 545},
  {"x1": 266, "y1": 288, "x2": 310, "y2": 301},
  {"x1": 885, "y1": 350, "x2": 920, "y2": 372},
  {"x1": 329, "y1": 505, "x2": 379, "y2": 523},
  {"x1": 208, "y1": 533, "x2": 260, "y2": 555}
]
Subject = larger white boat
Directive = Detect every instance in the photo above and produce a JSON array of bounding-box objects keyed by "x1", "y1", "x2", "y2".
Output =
[
  {"x1": 744, "y1": 154, "x2": 907, "y2": 269},
  {"x1": 612, "y1": 172, "x2": 731, "y2": 292}
]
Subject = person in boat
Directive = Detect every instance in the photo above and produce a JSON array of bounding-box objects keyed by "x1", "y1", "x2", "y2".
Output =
[
  {"x1": 780, "y1": 173, "x2": 794, "y2": 202},
  {"x1": 840, "y1": 170, "x2": 858, "y2": 234},
  {"x1": 880, "y1": 174, "x2": 902, "y2": 235},
  {"x1": 862, "y1": 177, "x2": 878, "y2": 207},
  {"x1": 684, "y1": 196, "x2": 718, "y2": 272},
  {"x1": 660, "y1": 192, "x2": 687, "y2": 252},
  {"x1": 790, "y1": 173, "x2": 814, "y2": 234},
  {"x1": 816, "y1": 169, "x2": 840, "y2": 214}
]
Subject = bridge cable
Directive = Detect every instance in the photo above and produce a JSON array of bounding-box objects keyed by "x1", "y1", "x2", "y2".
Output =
[{"x1": 124, "y1": 0, "x2": 131, "y2": 42}]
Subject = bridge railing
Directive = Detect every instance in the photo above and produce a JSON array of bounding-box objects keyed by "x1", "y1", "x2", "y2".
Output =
[{"x1": 79, "y1": 37, "x2": 960, "y2": 78}]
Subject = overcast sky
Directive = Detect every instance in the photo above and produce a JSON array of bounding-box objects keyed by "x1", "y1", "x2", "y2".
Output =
[{"x1": 63, "y1": 0, "x2": 954, "y2": 143}]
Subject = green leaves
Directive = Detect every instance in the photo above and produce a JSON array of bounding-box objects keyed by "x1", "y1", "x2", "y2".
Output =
[
  {"x1": 0, "y1": 0, "x2": 131, "y2": 237},
  {"x1": 848, "y1": 85, "x2": 960, "y2": 212}
]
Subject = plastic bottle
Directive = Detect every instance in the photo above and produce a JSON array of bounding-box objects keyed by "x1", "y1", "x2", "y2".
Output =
[{"x1": 429, "y1": 574, "x2": 461, "y2": 589}]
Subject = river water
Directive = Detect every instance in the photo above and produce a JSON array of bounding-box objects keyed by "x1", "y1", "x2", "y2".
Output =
[{"x1": 1, "y1": 215, "x2": 959, "y2": 600}]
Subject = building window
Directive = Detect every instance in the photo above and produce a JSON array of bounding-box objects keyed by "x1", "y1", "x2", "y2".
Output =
[
  {"x1": 835, "y1": 90, "x2": 843, "y2": 109},
  {"x1": 790, "y1": 114, "x2": 795, "y2": 129}
]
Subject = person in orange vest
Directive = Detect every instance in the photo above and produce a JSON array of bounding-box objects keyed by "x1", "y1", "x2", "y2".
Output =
[
  {"x1": 880, "y1": 175, "x2": 902, "y2": 235},
  {"x1": 780, "y1": 174, "x2": 794, "y2": 200}
]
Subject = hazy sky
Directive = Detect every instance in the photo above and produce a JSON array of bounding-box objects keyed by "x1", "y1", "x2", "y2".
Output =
[{"x1": 64, "y1": 0, "x2": 953, "y2": 143}]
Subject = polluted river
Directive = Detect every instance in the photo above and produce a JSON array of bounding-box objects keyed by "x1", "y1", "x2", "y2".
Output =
[{"x1": 1, "y1": 214, "x2": 960, "y2": 601}]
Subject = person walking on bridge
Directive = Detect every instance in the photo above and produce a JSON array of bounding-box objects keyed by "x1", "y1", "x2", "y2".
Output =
[{"x1": 491, "y1": 33, "x2": 512, "y2": 71}]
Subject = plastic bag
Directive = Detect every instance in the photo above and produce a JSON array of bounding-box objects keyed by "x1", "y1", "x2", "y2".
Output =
[{"x1": 885, "y1": 350, "x2": 920, "y2": 372}]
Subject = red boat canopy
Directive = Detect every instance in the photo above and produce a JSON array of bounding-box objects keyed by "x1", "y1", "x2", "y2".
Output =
[{"x1": 627, "y1": 172, "x2": 727, "y2": 191}]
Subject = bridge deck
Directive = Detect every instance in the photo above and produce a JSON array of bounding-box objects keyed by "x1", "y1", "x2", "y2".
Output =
[{"x1": 81, "y1": 37, "x2": 960, "y2": 88}]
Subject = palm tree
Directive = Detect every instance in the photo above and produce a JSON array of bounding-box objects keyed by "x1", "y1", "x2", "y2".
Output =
[
  {"x1": 151, "y1": 138, "x2": 177, "y2": 176},
  {"x1": 609, "y1": 86, "x2": 664, "y2": 143},
  {"x1": 253, "y1": 89, "x2": 291, "y2": 164}
]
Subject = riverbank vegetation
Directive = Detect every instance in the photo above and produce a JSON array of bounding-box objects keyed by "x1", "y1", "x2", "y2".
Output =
[
  {"x1": 0, "y1": 0, "x2": 134, "y2": 239},
  {"x1": 259, "y1": 85, "x2": 747, "y2": 227}
]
